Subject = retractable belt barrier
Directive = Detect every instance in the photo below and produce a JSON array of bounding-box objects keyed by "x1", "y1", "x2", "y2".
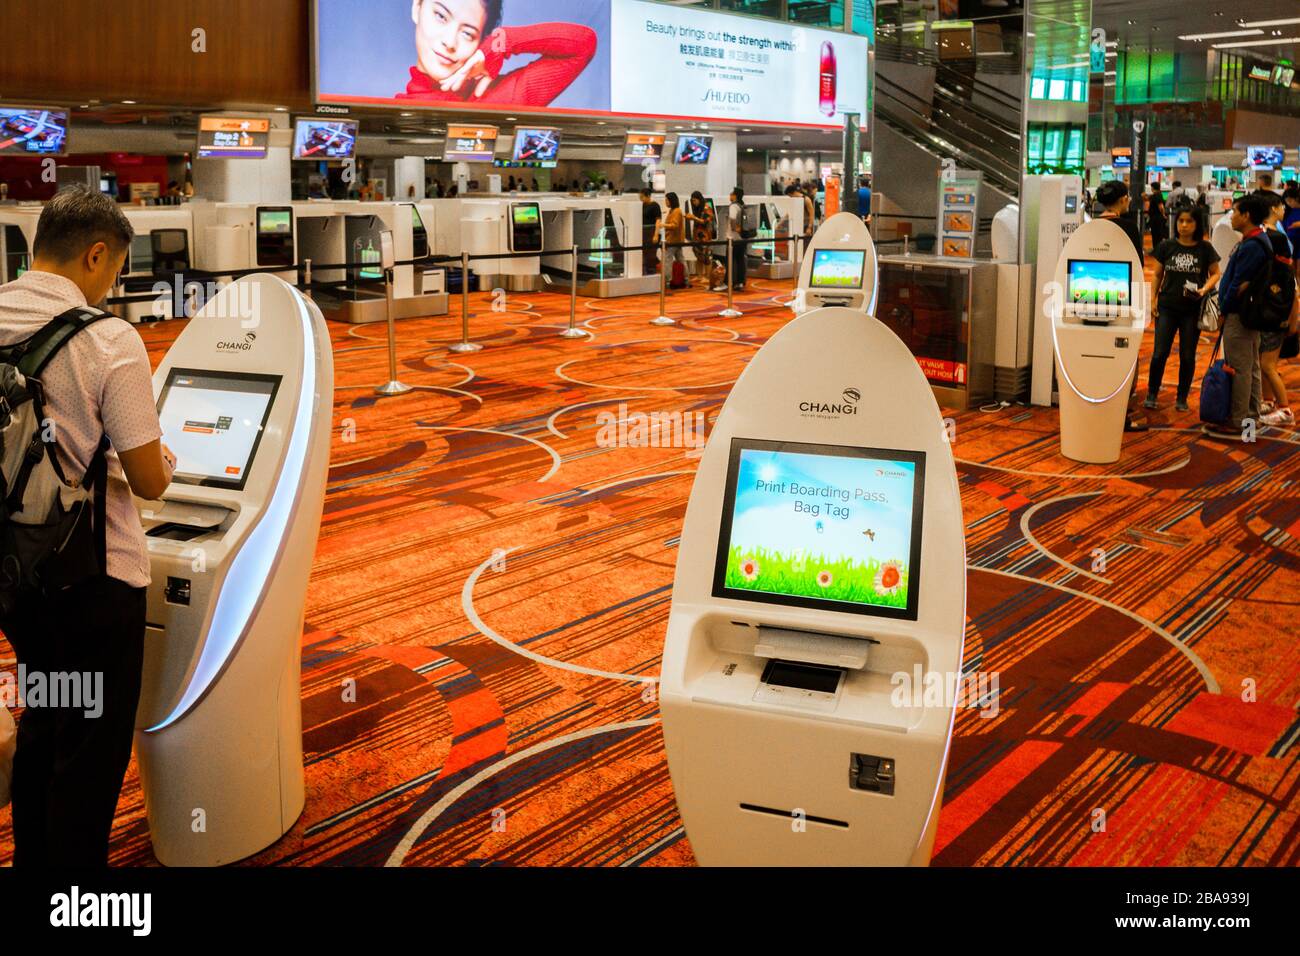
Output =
[{"x1": 105, "y1": 235, "x2": 817, "y2": 353}]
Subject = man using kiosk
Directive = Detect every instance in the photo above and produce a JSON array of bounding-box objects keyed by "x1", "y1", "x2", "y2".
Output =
[{"x1": 0, "y1": 187, "x2": 175, "y2": 866}]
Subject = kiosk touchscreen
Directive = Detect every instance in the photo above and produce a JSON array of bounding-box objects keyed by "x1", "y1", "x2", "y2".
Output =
[
  {"x1": 134, "y1": 274, "x2": 334, "y2": 866},
  {"x1": 256, "y1": 207, "x2": 295, "y2": 269},
  {"x1": 509, "y1": 202, "x2": 543, "y2": 253},
  {"x1": 1051, "y1": 218, "x2": 1145, "y2": 463},
  {"x1": 794, "y1": 212, "x2": 878, "y2": 314},
  {"x1": 661, "y1": 305, "x2": 965, "y2": 866}
]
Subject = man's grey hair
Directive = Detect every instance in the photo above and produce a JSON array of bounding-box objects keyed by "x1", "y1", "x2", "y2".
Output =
[{"x1": 33, "y1": 186, "x2": 134, "y2": 263}]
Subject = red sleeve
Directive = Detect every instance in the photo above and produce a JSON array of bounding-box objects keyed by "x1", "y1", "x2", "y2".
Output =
[{"x1": 479, "y1": 23, "x2": 597, "y2": 107}]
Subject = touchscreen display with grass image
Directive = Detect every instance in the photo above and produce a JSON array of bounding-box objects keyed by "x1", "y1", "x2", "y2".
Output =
[
  {"x1": 810, "y1": 250, "x2": 866, "y2": 288},
  {"x1": 1067, "y1": 259, "x2": 1131, "y2": 306},
  {"x1": 713, "y1": 439, "x2": 925, "y2": 619}
]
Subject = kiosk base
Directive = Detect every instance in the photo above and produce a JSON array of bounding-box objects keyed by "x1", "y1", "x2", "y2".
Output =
[
  {"x1": 752, "y1": 261, "x2": 795, "y2": 280},
  {"x1": 319, "y1": 292, "x2": 449, "y2": 324},
  {"x1": 1055, "y1": 356, "x2": 1133, "y2": 463},
  {"x1": 541, "y1": 274, "x2": 661, "y2": 298}
]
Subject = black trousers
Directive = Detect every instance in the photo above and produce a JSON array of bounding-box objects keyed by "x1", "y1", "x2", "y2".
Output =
[
  {"x1": 4, "y1": 575, "x2": 146, "y2": 867},
  {"x1": 730, "y1": 238, "x2": 748, "y2": 288},
  {"x1": 1147, "y1": 303, "x2": 1201, "y2": 401}
]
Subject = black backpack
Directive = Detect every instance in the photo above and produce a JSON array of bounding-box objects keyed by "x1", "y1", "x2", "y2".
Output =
[
  {"x1": 0, "y1": 307, "x2": 112, "y2": 618},
  {"x1": 1241, "y1": 233, "x2": 1297, "y2": 333}
]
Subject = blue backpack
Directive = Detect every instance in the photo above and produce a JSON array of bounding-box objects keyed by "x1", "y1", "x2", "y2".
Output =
[{"x1": 1199, "y1": 330, "x2": 1232, "y2": 424}]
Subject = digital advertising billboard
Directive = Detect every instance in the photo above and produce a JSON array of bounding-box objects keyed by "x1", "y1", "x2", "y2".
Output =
[{"x1": 313, "y1": 0, "x2": 868, "y2": 128}]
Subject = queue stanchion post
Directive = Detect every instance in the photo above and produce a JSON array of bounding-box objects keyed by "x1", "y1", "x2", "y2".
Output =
[
  {"x1": 303, "y1": 258, "x2": 313, "y2": 301},
  {"x1": 375, "y1": 259, "x2": 413, "y2": 396},
  {"x1": 559, "y1": 244, "x2": 589, "y2": 338},
  {"x1": 719, "y1": 237, "x2": 742, "y2": 318},
  {"x1": 449, "y1": 250, "x2": 482, "y2": 354},
  {"x1": 651, "y1": 236, "x2": 674, "y2": 326}
]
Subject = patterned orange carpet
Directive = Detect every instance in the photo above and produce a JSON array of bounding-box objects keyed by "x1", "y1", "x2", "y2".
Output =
[{"x1": 1, "y1": 274, "x2": 1297, "y2": 866}]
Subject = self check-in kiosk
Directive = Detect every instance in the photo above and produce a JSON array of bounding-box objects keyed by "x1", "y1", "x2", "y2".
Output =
[
  {"x1": 660, "y1": 305, "x2": 966, "y2": 866},
  {"x1": 133, "y1": 273, "x2": 334, "y2": 866},
  {"x1": 191, "y1": 203, "x2": 297, "y2": 283},
  {"x1": 1051, "y1": 218, "x2": 1145, "y2": 464},
  {"x1": 746, "y1": 195, "x2": 801, "y2": 280},
  {"x1": 119, "y1": 207, "x2": 195, "y2": 323},
  {"x1": 460, "y1": 199, "x2": 544, "y2": 292},
  {"x1": 792, "y1": 212, "x2": 879, "y2": 315},
  {"x1": 538, "y1": 195, "x2": 659, "y2": 297}
]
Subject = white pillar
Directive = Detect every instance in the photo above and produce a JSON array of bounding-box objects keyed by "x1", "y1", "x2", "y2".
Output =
[
  {"x1": 664, "y1": 129, "x2": 739, "y2": 198},
  {"x1": 191, "y1": 114, "x2": 292, "y2": 204},
  {"x1": 394, "y1": 157, "x2": 427, "y2": 201}
]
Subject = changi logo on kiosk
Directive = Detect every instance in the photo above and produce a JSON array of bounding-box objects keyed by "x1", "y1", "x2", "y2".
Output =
[
  {"x1": 216, "y1": 332, "x2": 257, "y2": 352},
  {"x1": 798, "y1": 384, "x2": 860, "y2": 418}
]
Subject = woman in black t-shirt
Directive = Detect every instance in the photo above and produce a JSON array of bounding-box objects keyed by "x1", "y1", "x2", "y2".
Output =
[{"x1": 1146, "y1": 209, "x2": 1221, "y2": 411}]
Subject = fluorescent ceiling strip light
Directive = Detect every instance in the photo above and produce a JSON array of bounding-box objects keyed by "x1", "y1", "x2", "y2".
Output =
[
  {"x1": 1178, "y1": 29, "x2": 1263, "y2": 41},
  {"x1": 1242, "y1": 18, "x2": 1300, "y2": 28},
  {"x1": 1213, "y1": 36, "x2": 1300, "y2": 49}
]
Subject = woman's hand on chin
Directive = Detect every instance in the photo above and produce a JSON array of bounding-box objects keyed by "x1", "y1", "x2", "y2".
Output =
[{"x1": 440, "y1": 49, "x2": 493, "y2": 98}]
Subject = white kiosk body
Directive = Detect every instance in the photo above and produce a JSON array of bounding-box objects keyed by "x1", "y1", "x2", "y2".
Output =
[
  {"x1": 0, "y1": 206, "x2": 42, "y2": 284},
  {"x1": 792, "y1": 212, "x2": 879, "y2": 315},
  {"x1": 1211, "y1": 212, "x2": 1241, "y2": 265},
  {"x1": 660, "y1": 306, "x2": 966, "y2": 866},
  {"x1": 1025, "y1": 174, "x2": 1086, "y2": 406},
  {"x1": 134, "y1": 274, "x2": 334, "y2": 866},
  {"x1": 1051, "y1": 218, "x2": 1145, "y2": 464}
]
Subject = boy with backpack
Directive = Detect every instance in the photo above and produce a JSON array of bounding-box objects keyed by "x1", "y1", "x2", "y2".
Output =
[
  {"x1": 0, "y1": 187, "x2": 175, "y2": 865},
  {"x1": 1207, "y1": 192, "x2": 1297, "y2": 439}
]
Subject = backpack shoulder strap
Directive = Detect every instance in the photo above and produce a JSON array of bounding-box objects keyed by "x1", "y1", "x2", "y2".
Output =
[{"x1": 15, "y1": 307, "x2": 116, "y2": 381}]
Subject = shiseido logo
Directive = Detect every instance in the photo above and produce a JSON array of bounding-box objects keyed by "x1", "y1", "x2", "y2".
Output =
[
  {"x1": 217, "y1": 332, "x2": 256, "y2": 352},
  {"x1": 701, "y1": 89, "x2": 751, "y2": 104},
  {"x1": 1088, "y1": 244, "x2": 1112, "y2": 253}
]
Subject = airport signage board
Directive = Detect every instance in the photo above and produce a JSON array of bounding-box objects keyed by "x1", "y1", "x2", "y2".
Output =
[
  {"x1": 197, "y1": 117, "x2": 270, "y2": 160},
  {"x1": 937, "y1": 170, "x2": 981, "y2": 260},
  {"x1": 312, "y1": 0, "x2": 867, "y2": 128}
]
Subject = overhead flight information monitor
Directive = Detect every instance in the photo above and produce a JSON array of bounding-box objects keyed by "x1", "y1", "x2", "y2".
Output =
[
  {"x1": 157, "y1": 370, "x2": 281, "y2": 491},
  {"x1": 0, "y1": 107, "x2": 68, "y2": 155},
  {"x1": 1067, "y1": 259, "x2": 1131, "y2": 307},
  {"x1": 810, "y1": 250, "x2": 866, "y2": 288},
  {"x1": 293, "y1": 119, "x2": 357, "y2": 159},
  {"x1": 674, "y1": 135, "x2": 713, "y2": 165},
  {"x1": 712, "y1": 439, "x2": 926, "y2": 621},
  {"x1": 197, "y1": 117, "x2": 270, "y2": 160},
  {"x1": 444, "y1": 124, "x2": 498, "y2": 163},
  {"x1": 624, "y1": 132, "x2": 666, "y2": 165},
  {"x1": 1247, "y1": 145, "x2": 1285, "y2": 168},
  {"x1": 1154, "y1": 146, "x2": 1189, "y2": 168},
  {"x1": 512, "y1": 127, "x2": 561, "y2": 164}
]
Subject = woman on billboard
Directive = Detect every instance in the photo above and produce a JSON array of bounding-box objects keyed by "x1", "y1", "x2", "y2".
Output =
[{"x1": 399, "y1": 0, "x2": 597, "y2": 107}]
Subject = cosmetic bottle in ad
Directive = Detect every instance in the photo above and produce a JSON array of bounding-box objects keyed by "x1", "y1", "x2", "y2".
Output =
[{"x1": 819, "y1": 41, "x2": 837, "y2": 117}]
